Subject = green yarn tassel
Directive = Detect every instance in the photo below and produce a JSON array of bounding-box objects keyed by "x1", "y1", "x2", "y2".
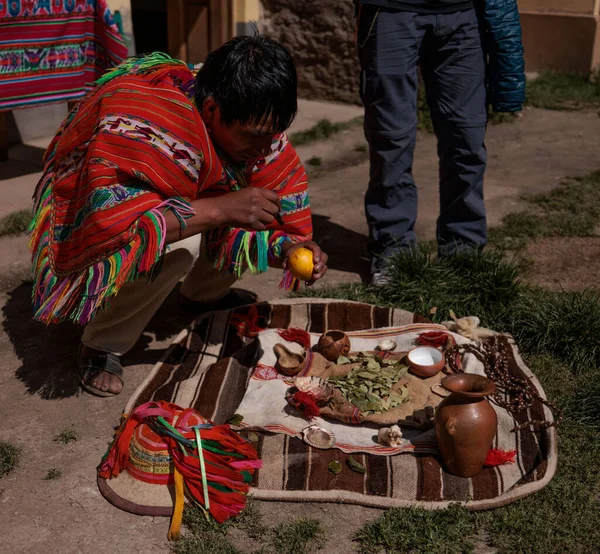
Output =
[{"x1": 95, "y1": 52, "x2": 187, "y2": 87}]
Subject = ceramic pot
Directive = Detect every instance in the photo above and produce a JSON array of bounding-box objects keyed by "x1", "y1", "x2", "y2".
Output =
[
  {"x1": 317, "y1": 330, "x2": 351, "y2": 362},
  {"x1": 434, "y1": 373, "x2": 497, "y2": 477},
  {"x1": 407, "y1": 346, "x2": 445, "y2": 378}
]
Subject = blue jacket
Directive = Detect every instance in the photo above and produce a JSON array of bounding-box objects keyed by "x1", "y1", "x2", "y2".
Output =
[{"x1": 478, "y1": 0, "x2": 526, "y2": 112}]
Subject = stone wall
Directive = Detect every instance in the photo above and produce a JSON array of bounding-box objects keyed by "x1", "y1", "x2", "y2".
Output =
[{"x1": 260, "y1": 0, "x2": 360, "y2": 104}]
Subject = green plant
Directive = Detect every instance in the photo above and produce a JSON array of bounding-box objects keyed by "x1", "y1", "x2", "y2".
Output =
[
  {"x1": 306, "y1": 156, "x2": 322, "y2": 167},
  {"x1": 44, "y1": 468, "x2": 62, "y2": 480},
  {"x1": 355, "y1": 504, "x2": 478, "y2": 554},
  {"x1": 490, "y1": 172, "x2": 600, "y2": 247},
  {"x1": 0, "y1": 209, "x2": 32, "y2": 237},
  {"x1": 526, "y1": 71, "x2": 600, "y2": 110},
  {"x1": 289, "y1": 117, "x2": 363, "y2": 146},
  {"x1": 54, "y1": 427, "x2": 78, "y2": 444},
  {"x1": 0, "y1": 441, "x2": 22, "y2": 477},
  {"x1": 269, "y1": 517, "x2": 327, "y2": 554}
]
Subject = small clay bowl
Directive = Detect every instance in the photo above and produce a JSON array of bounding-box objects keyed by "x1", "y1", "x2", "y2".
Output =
[
  {"x1": 407, "y1": 346, "x2": 445, "y2": 378},
  {"x1": 317, "y1": 330, "x2": 351, "y2": 362}
]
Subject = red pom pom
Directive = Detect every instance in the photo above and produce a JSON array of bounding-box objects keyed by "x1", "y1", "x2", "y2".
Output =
[
  {"x1": 290, "y1": 391, "x2": 320, "y2": 419},
  {"x1": 484, "y1": 448, "x2": 517, "y2": 467},
  {"x1": 278, "y1": 328, "x2": 312, "y2": 349}
]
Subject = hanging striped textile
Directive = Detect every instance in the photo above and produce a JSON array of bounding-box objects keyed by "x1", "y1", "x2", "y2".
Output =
[{"x1": 0, "y1": 0, "x2": 128, "y2": 111}]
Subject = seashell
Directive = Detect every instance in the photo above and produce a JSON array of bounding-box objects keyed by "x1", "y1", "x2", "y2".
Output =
[
  {"x1": 377, "y1": 425, "x2": 403, "y2": 447},
  {"x1": 302, "y1": 425, "x2": 336, "y2": 449},
  {"x1": 293, "y1": 376, "x2": 334, "y2": 405},
  {"x1": 377, "y1": 338, "x2": 398, "y2": 352}
]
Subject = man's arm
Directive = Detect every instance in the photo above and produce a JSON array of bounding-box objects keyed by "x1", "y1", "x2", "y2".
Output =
[{"x1": 164, "y1": 187, "x2": 282, "y2": 244}]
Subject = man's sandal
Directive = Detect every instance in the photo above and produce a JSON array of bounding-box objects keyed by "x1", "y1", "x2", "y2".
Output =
[{"x1": 78, "y1": 347, "x2": 124, "y2": 397}]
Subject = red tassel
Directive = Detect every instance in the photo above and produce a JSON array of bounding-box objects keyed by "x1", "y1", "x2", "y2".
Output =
[
  {"x1": 416, "y1": 331, "x2": 450, "y2": 348},
  {"x1": 290, "y1": 391, "x2": 320, "y2": 419},
  {"x1": 278, "y1": 327, "x2": 312, "y2": 350},
  {"x1": 484, "y1": 448, "x2": 517, "y2": 467}
]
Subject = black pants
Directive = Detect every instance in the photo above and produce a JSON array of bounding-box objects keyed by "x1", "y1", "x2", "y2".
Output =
[{"x1": 358, "y1": 6, "x2": 488, "y2": 268}]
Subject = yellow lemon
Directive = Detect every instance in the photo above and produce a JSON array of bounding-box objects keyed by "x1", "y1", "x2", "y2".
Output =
[{"x1": 288, "y1": 247, "x2": 314, "y2": 281}]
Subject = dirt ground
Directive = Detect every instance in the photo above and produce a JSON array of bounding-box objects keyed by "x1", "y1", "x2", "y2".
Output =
[{"x1": 1, "y1": 106, "x2": 600, "y2": 554}]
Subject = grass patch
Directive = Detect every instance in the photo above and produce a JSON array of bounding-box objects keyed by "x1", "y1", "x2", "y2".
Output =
[
  {"x1": 228, "y1": 497, "x2": 267, "y2": 539},
  {"x1": 479, "y1": 422, "x2": 600, "y2": 554},
  {"x1": 174, "y1": 507, "x2": 240, "y2": 554},
  {"x1": 355, "y1": 504, "x2": 478, "y2": 554},
  {"x1": 298, "y1": 246, "x2": 526, "y2": 331},
  {"x1": 0, "y1": 441, "x2": 22, "y2": 478},
  {"x1": 489, "y1": 171, "x2": 600, "y2": 248},
  {"x1": 44, "y1": 468, "x2": 62, "y2": 480},
  {"x1": 0, "y1": 209, "x2": 32, "y2": 237},
  {"x1": 306, "y1": 156, "x2": 322, "y2": 167},
  {"x1": 355, "y1": 143, "x2": 368, "y2": 152},
  {"x1": 289, "y1": 117, "x2": 363, "y2": 147},
  {"x1": 269, "y1": 518, "x2": 327, "y2": 554},
  {"x1": 54, "y1": 427, "x2": 78, "y2": 444},
  {"x1": 176, "y1": 503, "x2": 324, "y2": 554},
  {"x1": 526, "y1": 71, "x2": 600, "y2": 110}
]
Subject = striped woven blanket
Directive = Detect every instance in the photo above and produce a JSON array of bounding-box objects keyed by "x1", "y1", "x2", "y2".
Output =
[
  {"x1": 122, "y1": 299, "x2": 557, "y2": 511},
  {"x1": 0, "y1": 0, "x2": 127, "y2": 111}
]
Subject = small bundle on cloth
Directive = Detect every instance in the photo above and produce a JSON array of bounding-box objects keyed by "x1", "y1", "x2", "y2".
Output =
[{"x1": 97, "y1": 400, "x2": 261, "y2": 540}]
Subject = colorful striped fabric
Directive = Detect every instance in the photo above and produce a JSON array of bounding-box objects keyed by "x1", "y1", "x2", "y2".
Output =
[
  {"x1": 29, "y1": 55, "x2": 312, "y2": 325},
  {"x1": 0, "y1": 0, "x2": 127, "y2": 111}
]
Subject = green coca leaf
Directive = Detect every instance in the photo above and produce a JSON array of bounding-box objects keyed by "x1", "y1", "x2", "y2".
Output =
[
  {"x1": 227, "y1": 414, "x2": 244, "y2": 426},
  {"x1": 328, "y1": 460, "x2": 343, "y2": 475},
  {"x1": 347, "y1": 455, "x2": 366, "y2": 474}
]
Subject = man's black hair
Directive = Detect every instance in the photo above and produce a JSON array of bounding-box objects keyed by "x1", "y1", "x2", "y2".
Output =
[{"x1": 195, "y1": 32, "x2": 297, "y2": 133}]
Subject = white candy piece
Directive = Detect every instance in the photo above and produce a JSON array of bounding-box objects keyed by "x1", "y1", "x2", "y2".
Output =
[
  {"x1": 377, "y1": 425, "x2": 403, "y2": 447},
  {"x1": 377, "y1": 338, "x2": 398, "y2": 352}
]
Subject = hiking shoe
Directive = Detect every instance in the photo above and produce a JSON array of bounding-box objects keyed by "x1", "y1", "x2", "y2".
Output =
[{"x1": 369, "y1": 269, "x2": 392, "y2": 287}]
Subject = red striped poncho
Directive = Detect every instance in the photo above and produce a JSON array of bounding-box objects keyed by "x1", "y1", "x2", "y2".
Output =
[{"x1": 30, "y1": 54, "x2": 312, "y2": 325}]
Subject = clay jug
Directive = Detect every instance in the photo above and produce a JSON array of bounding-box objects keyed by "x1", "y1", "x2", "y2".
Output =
[
  {"x1": 435, "y1": 373, "x2": 497, "y2": 478},
  {"x1": 317, "y1": 330, "x2": 351, "y2": 362}
]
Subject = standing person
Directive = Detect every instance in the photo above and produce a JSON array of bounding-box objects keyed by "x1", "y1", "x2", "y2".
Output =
[
  {"x1": 355, "y1": 0, "x2": 525, "y2": 284},
  {"x1": 29, "y1": 34, "x2": 328, "y2": 397}
]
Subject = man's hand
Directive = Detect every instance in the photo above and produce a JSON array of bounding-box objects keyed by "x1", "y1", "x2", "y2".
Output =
[
  {"x1": 217, "y1": 188, "x2": 281, "y2": 231},
  {"x1": 282, "y1": 241, "x2": 328, "y2": 285}
]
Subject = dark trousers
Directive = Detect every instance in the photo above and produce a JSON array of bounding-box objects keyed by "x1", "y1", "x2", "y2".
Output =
[{"x1": 357, "y1": 6, "x2": 488, "y2": 268}]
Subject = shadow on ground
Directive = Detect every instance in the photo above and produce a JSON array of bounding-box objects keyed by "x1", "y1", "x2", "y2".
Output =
[
  {"x1": 3, "y1": 283, "x2": 195, "y2": 399},
  {"x1": 3, "y1": 282, "x2": 259, "y2": 400},
  {"x1": 312, "y1": 213, "x2": 370, "y2": 281},
  {"x1": 1, "y1": 144, "x2": 45, "y2": 179}
]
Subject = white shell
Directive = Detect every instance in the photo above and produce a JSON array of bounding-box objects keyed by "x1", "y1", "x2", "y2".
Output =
[
  {"x1": 302, "y1": 425, "x2": 336, "y2": 449},
  {"x1": 377, "y1": 338, "x2": 398, "y2": 352},
  {"x1": 295, "y1": 376, "x2": 326, "y2": 393}
]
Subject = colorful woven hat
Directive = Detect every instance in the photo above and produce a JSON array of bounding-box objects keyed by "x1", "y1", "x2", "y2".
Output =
[{"x1": 97, "y1": 401, "x2": 261, "y2": 540}]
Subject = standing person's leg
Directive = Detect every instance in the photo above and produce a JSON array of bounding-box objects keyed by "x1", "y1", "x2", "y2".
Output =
[
  {"x1": 80, "y1": 234, "x2": 202, "y2": 395},
  {"x1": 358, "y1": 7, "x2": 428, "y2": 280},
  {"x1": 421, "y1": 9, "x2": 488, "y2": 256}
]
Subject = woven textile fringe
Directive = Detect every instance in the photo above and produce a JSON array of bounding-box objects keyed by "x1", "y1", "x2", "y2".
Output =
[
  {"x1": 29, "y1": 186, "x2": 194, "y2": 325},
  {"x1": 95, "y1": 52, "x2": 186, "y2": 87},
  {"x1": 98, "y1": 401, "x2": 261, "y2": 525}
]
